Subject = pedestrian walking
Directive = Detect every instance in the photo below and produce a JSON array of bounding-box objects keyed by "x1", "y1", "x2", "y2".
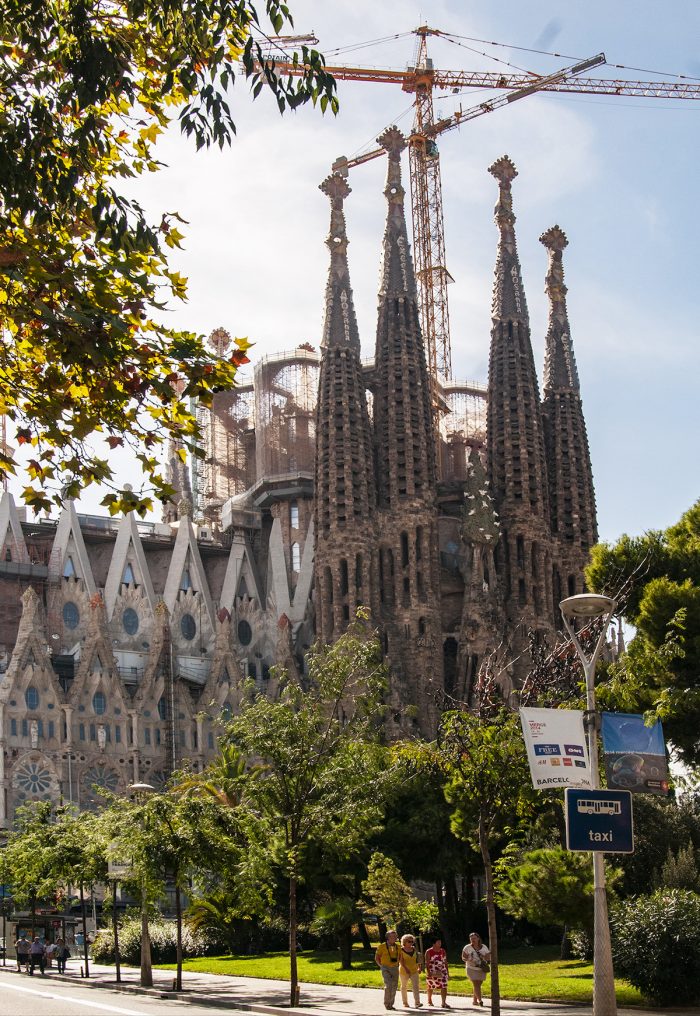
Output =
[
  {"x1": 45, "y1": 940, "x2": 57, "y2": 968},
  {"x1": 462, "y1": 932, "x2": 490, "y2": 1007},
  {"x1": 399, "y1": 933, "x2": 423, "y2": 1008},
  {"x1": 55, "y1": 938, "x2": 70, "y2": 974},
  {"x1": 375, "y1": 928, "x2": 401, "y2": 1010},
  {"x1": 28, "y1": 936, "x2": 46, "y2": 976},
  {"x1": 14, "y1": 934, "x2": 30, "y2": 973},
  {"x1": 424, "y1": 936, "x2": 450, "y2": 1008}
]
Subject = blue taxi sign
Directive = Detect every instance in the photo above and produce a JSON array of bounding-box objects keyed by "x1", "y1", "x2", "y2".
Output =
[{"x1": 565, "y1": 788, "x2": 634, "y2": 853}]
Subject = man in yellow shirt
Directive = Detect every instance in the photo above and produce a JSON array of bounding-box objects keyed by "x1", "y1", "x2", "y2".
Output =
[{"x1": 375, "y1": 929, "x2": 400, "y2": 1009}]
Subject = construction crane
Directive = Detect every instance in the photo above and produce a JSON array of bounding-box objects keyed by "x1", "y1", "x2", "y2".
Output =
[{"x1": 268, "y1": 27, "x2": 700, "y2": 389}]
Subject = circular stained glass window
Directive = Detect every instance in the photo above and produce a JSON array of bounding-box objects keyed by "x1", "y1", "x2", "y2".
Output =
[
  {"x1": 63, "y1": 601, "x2": 80, "y2": 629},
  {"x1": 14, "y1": 760, "x2": 52, "y2": 797},
  {"x1": 237, "y1": 620, "x2": 252, "y2": 646},
  {"x1": 25, "y1": 686, "x2": 39, "y2": 710},
  {"x1": 82, "y1": 764, "x2": 119, "y2": 809},
  {"x1": 180, "y1": 613, "x2": 196, "y2": 641},
  {"x1": 122, "y1": 608, "x2": 139, "y2": 636},
  {"x1": 93, "y1": 692, "x2": 107, "y2": 715}
]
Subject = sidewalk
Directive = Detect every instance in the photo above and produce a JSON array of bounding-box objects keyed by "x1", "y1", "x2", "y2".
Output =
[{"x1": 0, "y1": 962, "x2": 695, "y2": 1016}]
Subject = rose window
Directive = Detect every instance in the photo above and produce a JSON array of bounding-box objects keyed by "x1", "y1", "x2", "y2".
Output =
[{"x1": 14, "y1": 761, "x2": 53, "y2": 798}]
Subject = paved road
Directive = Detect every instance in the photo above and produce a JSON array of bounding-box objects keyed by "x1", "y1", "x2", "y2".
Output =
[{"x1": 0, "y1": 964, "x2": 694, "y2": 1016}]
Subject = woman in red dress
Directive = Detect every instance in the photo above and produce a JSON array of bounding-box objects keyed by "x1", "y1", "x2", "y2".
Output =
[{"x1": 424, "y1": 936, "x2": 450, "y2": 1008}]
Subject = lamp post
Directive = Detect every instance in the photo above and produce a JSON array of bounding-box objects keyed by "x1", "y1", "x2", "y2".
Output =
[
  {"x1": 128, "y1": 782, "x2": 155, "y2": 988},
  {"x1": 559, "y1": 593, "x2": 617, "y2": 1016}
]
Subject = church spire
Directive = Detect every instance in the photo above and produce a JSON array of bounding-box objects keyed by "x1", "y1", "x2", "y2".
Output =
[
  {"x1": 373, "y1": 126, "x2": 435, "y2": 508},
  {"x1": 486, "y1": 156, "x2": 552, "y2": 631},
  {"x1": 541, "y1": 226, "x2": 580, "y2": 391},
  {"x1": 314, "y1": 172, "x2": 377, "y2": 642},
  {"x1": 540, "y1": 226, "x2": 598, "y2": 574},
  {"x1": 320, "y1": 172, "x2": 361, "y2": 351}
]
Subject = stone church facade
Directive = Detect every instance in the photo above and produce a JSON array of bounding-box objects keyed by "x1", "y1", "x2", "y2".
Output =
[{"x1": 0, "y1": 129, "x2": 596, "y2": 824}]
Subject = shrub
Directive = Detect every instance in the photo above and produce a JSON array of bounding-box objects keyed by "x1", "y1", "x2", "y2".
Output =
[
  {"x1": 610, "y1": 889, "x2": 700, "y2": 1003},
  {"x1": 91, "y1": 917, "x2": 219, "y2": 965}
]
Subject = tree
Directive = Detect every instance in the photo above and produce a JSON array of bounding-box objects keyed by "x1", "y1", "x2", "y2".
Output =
[
  {"x1": 495, "y1": 845, "x2": 596, "y2": 957},
  {"x1": 0, "y1": 1, "x2": 337, "y2": 513},
  {"x1": 227, "y1": 611, "x2": 388, "y2": 1006},
  {"x1": 587, "y1": 500, "x2": 700, "y2": 767},
  {"x1": 362, "y1": 851, "x2": 417, "y2": 929},
  {"x1": 439, "y1": 707, "x2": 536, "y2": 1016}
]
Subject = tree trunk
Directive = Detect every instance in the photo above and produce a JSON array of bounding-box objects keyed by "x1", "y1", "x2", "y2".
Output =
[
  {"x1": 358, "y1": 920, "x2": 372, "y2": 952},
  {"x1": 140, "y1": 887, "x2": 153, "y2": 988},
  {"x1": 289, "y1": 875, "x2": 298, "y2": 1007},
  {"x1": 339, "y1": 927, "x2": 352, "y2": 970},
  {"x1": 112, "y1": 880, "x2": 121, "y2": 983},
  {"x1": 435, "y1": 880, "x2": 446, "y2": 936},
  {"x1": 479, "y1": 812, "x2": 499, "y2": 1016},
  {"x1": 30, "y1": 892, "x2": 36, "y2": 938},
  {"x1": 175, "y1": 876, "x2": 183, "y2": 992},
  {"x1": 561, "y1": 925, "x2": 572, "y2": 960},
  {"x1": 79, "y1": 882, "x2": 90, "y2": 979}
]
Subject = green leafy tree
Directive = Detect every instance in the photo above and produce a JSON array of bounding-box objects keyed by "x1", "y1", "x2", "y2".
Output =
[
  {"x1": 310, "y1": 896, "x2": 356, "y2": 970},
  {"x1": 439, "y1": 707, "x2": 535, "y2": 1016},
  {"x1": 658, "y1": 843, "x2": 700, "y2": 891},
  {"x1": 588, "y1": 500, "x2": 700, "y2": 766},
  {"x1": 228, "y1": 611, "x2": 388, "y2": 1006},
  {"x1": 362, "y1": 851, "x2": 416, "y2": 928},
  {"x1": 495, "y1": 845, "x2": 597, "y2": 957},
  {"x1": 0, "y1": 1, "x2": 336, "y2": 513}
]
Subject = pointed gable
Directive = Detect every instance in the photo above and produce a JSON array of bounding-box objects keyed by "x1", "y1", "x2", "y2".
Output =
[
  {"x1": 163, "y1": 517, "x2": 215, "y2": 630},
  {"x1": 219, "y1": 534, "x2": 264, "y2": 614},
  {"x1": 48, "y1": 501, "x2": 96, "y2": 594},
  {"x1": 0, "y1": 587, "x2": 64, "y2": 705},
  {"x1": 103, "y1": 513, "x2": 157, "y2": 620},
  {"x1": 0, "y1": 491, "x2": 29, "y2": 565}
]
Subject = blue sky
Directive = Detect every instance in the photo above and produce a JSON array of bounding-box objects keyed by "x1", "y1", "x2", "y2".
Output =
[{"x1": 14, "y1": 1, "x2": 699, "y2": 543}]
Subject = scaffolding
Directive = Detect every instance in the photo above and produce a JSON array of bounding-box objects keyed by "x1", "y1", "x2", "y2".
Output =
[
  {"x1": 439, "y1": 379, "x2": 487, "y2": 482},
  {"x1": 254, "y1": 347, "x2": 319, "y2": 481},
  {"x1": 193, "y1": 380, "x2": 256, "y2": 521}
]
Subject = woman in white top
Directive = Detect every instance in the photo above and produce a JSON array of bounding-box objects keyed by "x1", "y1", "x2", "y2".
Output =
[{"x1": 461, "y1": 932, "x2": 490, "y2": 1007}]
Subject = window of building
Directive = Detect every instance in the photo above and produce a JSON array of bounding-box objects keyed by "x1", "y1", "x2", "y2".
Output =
[
  {"x1": 155, "y1": 729, "x2": 161, "y2": 746},
  {"x1": 93, "y1": 692, "x2": 107, "y2": 715},
  {"x1": 122, "y1": 608, "x2": 139, "y2": 636},
  {"x1": 21, "y1": 718, "x2": 28, "y2": 737},
  {"x1": 144, "y1": 727, "x2": 151, "y2": 745},
  {"x1": 180, "y1": 613, "x2": 196, "y2": 641},
  {"x1": 79, "y1": 723, "x2": 85, "y2": 741},
  {"x1": 158, "y1": 696, "x2": 168, "y2": 721},
  {"x1": 290, "y1": 501, "x2": 299, "y2": 529},
  {"x1": 63, "y1": 601, "x2": 80, "y2": 629},
  {"x1": 25, "y1": 686, "x2": 39, "y2": 710},
  {"x1": 291, "y1": 542, "x2": 301, "y2": 573},
  {"x1": 208, "y1": 732, "x2": 214, "y2": 749},
  {"x1": 237, "y1": 620, "x2": 252, "y2": 646},
  {"x1": 180, "y1": 568, "x2": 193, "y2": 592},
  {"x1": 63, "y1": 556, "x2": 76, "y2": 579},
  {"x1": 115, "y1": 725, "x2": 121, "y2": 744},
  {"x1": 89, "y1": 723, "x2": 97, "y2": 742},
  {"x1": 179, "y1": 730, "x2": 186, "y2": 747},
  {"x1": 10, "y1": 718, "x2": 17, "y2": 736}
]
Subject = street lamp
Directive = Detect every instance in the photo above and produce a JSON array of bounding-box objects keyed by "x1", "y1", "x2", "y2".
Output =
[
  {"x1": 128, "y1": 782, "x2": 155, "y2": 988},
  {"x1": 560, "y1": 593, "x2": 617, "y2": 1016}
]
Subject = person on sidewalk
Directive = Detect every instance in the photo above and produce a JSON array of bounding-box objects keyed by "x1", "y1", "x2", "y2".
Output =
[
  {"x1": 29, "y1": 936, "x2": 46, "y2": 976},
  {"x1": 462, "y1": 932, "x2": 490, "y2": 1007},
  {"x1": 424, "y1": 936, "x2": 450, "y2": 1008},
  {"x1": 14, "y1": 934, "x2": 30, "y2": 973},
  {"x1": 55, "y1": 938, "x2": 70, "y2": 974},
  {"x1": 376, "y1": 928, "x2": 401, "y2": 1010},
  {"x1": 399, "y1": 933, "x2": 423, "y2": 1008}
]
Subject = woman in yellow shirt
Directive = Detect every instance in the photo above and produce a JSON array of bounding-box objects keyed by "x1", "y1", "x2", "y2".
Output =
[{"x1": 399, "y1": 934, "x2": 423, "y2": 1008}]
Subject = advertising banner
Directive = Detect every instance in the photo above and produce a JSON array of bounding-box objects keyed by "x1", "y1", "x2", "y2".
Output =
[
  {"x1": 601, "y1": 712, "x2": 669, "y2": 795},
  {"x1": 520, "y1": 707, "x2": 592, "y2": 790}
]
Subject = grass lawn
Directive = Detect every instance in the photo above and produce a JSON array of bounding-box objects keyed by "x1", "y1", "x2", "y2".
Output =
[{"x1": 161, "y1": 944, "x2": 645, "y2": 1007}]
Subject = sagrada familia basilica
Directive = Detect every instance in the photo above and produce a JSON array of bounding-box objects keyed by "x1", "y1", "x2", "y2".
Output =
[{"x1": 0, "y1": 128, "x2": 597, "y2": 824}]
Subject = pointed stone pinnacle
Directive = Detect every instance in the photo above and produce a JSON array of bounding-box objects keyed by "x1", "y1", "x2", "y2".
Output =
[
  {"x1": 377, "y1": 125, "x2": 406, "y2": 160},
  {"x1": 540, "y1": 225, "x2": 569, "y2": 252},
  {"x1": 488, "y1": 155, "x2": 518, "y2": 186},
  {"x1": 319, "y1": 172, "x2": 351, "y2": 203}
]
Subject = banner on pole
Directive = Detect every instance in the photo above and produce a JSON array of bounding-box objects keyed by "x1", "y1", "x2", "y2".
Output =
[
  {"x1": 520, "y1": 707, "x2": 592, "y2": 790},
  {"x1": 601, "y1": 712, "x2": 669, "y2": 795}
]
